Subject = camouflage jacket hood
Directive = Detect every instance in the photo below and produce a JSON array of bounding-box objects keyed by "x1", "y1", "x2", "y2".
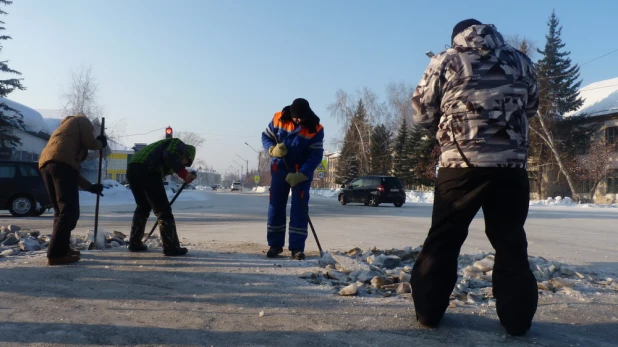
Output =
[
  {"x1": 452, "y1": 24, "x2": 506, "y2": 51},
  {"x1": 412, "y1": 24, "x2": 540, "y2": 169}
]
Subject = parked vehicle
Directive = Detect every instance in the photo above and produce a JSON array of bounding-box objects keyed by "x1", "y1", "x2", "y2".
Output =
[
  {"x1": 338, "y1": 175, "x2": 406, "y2": 207},
  {"x1": 0, "y1": 160, "x2": 52, "y2": 217}
]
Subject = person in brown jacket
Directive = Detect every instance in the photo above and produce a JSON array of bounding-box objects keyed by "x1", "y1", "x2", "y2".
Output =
[{"x1": 39, "y1": 114, "x2": 107, "y2": 265}]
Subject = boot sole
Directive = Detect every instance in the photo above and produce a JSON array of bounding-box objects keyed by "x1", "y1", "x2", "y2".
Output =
[{"x1": 47, "y1": 256, "x2": 81, "y2": 266}]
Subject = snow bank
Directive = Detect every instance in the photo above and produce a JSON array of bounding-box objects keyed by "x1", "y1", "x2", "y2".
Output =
[
  {"x1": 43, "y1": 118, "x2": 62, "y2": 134},
  {"x1": 254, "y1": 186, "x2": 269, "y2": 193},
  {"x1": 310, "y1": 188, "x2": 339, "y2": 198},
  {"x1": 307, "y1": 189, "x2": 435, "y2": 204},
  {"x1": 530, "y1": 196, "x2": 618, "y2": 209},
  {"x1": 0, "y1": 97, "x2": 46, "y2": 133},
  {"x1": 406, "y1": 191, "x2": 434, "y2": 204},
  {"x1": 78, "y1": 180, "x2": 209, "y2": 206}
]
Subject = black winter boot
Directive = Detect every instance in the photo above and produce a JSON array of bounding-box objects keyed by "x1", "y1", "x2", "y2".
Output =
[
  {"x1": 159, "y1": 219, "x2": 188, "y2": 256},
  {"x1": 266, "y1": 246, "x2": 283, "y2": 258},
  {"x1": 128, "y1": 215, "x2": 148, "y2": 252},
  {"x1": 291, "y1": 250, "x2": 305, "y2": 260}
]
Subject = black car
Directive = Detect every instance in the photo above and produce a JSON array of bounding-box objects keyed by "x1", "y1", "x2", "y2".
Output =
[
  {"x1": 338, "y1": 175, "x2": 406, "y2": 207},
  {"x1": 0, "y1": 160, "x2": 52, "y2": 217}
]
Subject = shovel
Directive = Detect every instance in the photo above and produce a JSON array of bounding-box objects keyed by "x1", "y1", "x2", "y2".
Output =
[
  {"x1": 88, "y1": 117, "x2": 106, "y2": 251},
  {"x1": 142, "y1": 182, "x2": 187, "y2": 243}
]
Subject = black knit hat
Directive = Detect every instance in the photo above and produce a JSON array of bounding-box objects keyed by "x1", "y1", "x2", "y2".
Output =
[
  {"x1": 452, "y1": 18, "x2": 482, "y2": 43},
  {"x1": 290, "y1": 98, "x2": 311, "y2": 120}
]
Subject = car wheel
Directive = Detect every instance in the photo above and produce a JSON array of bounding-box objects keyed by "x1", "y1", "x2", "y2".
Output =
[
  {"x1": 339, "y1": 194, "x2": 347, "y2": 206},
  {"x1": 9, "y1": 194, "x2": 36, "y2": 217},
  {"x1": 393, "y1": 200, "x2": 404, "y2": 207},
  {"x1": 369, "y1": 195, "x2": 379, "y2": 207},
  {"x1": 31, "y1": 206, "x2": 48, "y2": 216}
]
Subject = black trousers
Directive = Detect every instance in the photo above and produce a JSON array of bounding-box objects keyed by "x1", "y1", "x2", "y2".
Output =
[
  {"x1": 40, "y1": 162, "x2": 80, "y2": 258},
  {"x1": 126, "y1": 164, "x2": 173, "y2": 221},
  {"x1": 411, "y1": 167, "x2": 538, "y2": 333}
]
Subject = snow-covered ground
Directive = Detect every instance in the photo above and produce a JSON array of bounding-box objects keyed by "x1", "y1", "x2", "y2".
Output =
[{"x1": 78, "y1": 179, "x2": 210, "y2": 206}]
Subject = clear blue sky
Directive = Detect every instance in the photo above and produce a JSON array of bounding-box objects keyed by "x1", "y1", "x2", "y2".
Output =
[{"x1": 5, "y1": 0, "x2": 618, "y2": 174}]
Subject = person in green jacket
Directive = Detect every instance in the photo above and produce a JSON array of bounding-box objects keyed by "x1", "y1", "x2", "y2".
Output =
[{"x1": 126, "y1": 138, "x2": 196, "y2": 256}]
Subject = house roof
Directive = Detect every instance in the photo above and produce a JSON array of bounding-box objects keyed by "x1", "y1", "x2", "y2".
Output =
[{"x1": 564, "y1": 76, "x2": 618, "y2": 118}]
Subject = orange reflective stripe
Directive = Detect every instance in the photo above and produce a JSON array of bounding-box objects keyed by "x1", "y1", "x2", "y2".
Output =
[
  {"x1": 298, "y1": 123, "x2": 324, "y2": 139},
  {"x1": 272, "y1": 112, "x2": 295, "y2": 132}
]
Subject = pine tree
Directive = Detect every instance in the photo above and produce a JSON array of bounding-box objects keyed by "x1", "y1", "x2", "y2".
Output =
[
  {"x1": 536, "y1": 10, "x2": 584, "y2": 116},
  {"x1": 336, "y1": 99, "x2": 372, "y2": 183},
  {"x1": 350, "y1": 99, "x2": 372, "y2": 174},
  {"x1": 407, "y1": 125, "x2": 438, "y2": 187},
  {"x1": 391, "y1": 117, "x2": 409, "y2": 184},
  {"x1": 530, "y1": 10, "x2": 585, "y2": 200},
  {"x1": 335, "y1": 130, "x2": 360, "y2": 184},
  {"x1": 0, "y1": 0, "x2": 25, "y2": 148},
  {"x1": 369, "y1": 123, "x2": 392, "y2": 175}
]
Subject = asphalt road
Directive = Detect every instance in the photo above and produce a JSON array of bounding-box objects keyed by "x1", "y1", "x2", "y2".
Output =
[{"x1": 2, "y1": 189, "x2": 618, "y2": 273}]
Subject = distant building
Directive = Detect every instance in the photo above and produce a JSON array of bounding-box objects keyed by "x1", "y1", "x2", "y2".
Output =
[{"x1": 529, "y1": 76, "x2": 618, "y2": 203}]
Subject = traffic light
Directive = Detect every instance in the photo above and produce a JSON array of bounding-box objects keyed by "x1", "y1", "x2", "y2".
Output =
[{"x1": 165, "y1": 126, "x2": 173, "y2": 139}]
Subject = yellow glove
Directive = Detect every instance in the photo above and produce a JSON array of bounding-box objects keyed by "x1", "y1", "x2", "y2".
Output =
[
  {"x1": 268, "y1": 143, "x2": 288, "y2": 157},
  {"x1": 285, "y1": 172, "x2": 308, "y2": 187}
]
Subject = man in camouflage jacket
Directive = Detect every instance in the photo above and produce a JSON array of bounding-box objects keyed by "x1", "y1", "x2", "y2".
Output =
[
  {"x1": 126, "y1": 138, "x2": 196, "y2": 256},
  {"x1": 410, "y1": 19, "x2": 540, "y2": 336}
]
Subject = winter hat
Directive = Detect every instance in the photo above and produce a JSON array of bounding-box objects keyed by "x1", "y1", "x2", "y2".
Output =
[
  {"x1": 185, "y1": 145, "x2": 196, "y2": 167},
  {"x1": 290, "y1": 98, "x2": 312, "y2": 120},
  {"x1": 452, "y1": 18, "x2": 482, "y2": 44}
]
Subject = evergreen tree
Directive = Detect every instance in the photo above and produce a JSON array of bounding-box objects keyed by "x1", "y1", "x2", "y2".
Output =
[
  {"x1": 336, "y1": 99, "x2": 372, "y2": 183},
  {"x1": 391, "y1": 117, "x2": 409, "y2": 184},
  {"x1": 529, "y1": 10, "x2": 585, "y2": 200},
  {"x1": 350, "y1": 99, "x2": 372, "y2": 174},
  {"x1": 0, "y1": 0, "x2": 25, "y2": 148},
  {"x1": 536, "y1": 10, "x2": 584, "y2": 116},
  {"x1": 335, "y1": 129, "x2": 360, "y2": 184},
  {"x1": 369, "y1": 123, "x2": 392, "y2": 175},
  {"x1": 407, "y1": 125, "x2": 437, "y2": 186}
]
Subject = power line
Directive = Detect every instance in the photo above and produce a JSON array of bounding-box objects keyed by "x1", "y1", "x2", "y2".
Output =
[
  {"x1": 116, "y1": 127, "x2": 166, "y2": 138},
  {"x1": 536, "y1": 47, "x2": 618, "y2": 81},
  {"x1": 579, "y1": 83, "x2": 618, "y2": 92}
]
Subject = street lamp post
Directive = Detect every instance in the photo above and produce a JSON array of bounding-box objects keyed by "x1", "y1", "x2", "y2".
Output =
[
  {"x1": 245, "y1": 142, "x2": 262, "y2": 186},
  {"x1": 236, "y1": 153, "x2": 250, "y2": 187},
  {"x1": 232, "y1": 162, "x2": 242, "y2": 181},
  {"x1": 235, "y1": 154, "x2": 249, "y2": 177}
]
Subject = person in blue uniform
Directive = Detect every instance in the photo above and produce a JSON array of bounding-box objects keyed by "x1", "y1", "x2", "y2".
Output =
[{"x1": 261, "y1": 98, "x2": 324, "y2": 260}]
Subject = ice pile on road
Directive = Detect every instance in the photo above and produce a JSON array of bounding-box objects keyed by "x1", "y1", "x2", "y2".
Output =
[
  {"x1": 0, "y1": 224, "x2": 163, "y2": 259},
  {"x1": 300, "y1": 246, "x2": 618, "y2": 307}
]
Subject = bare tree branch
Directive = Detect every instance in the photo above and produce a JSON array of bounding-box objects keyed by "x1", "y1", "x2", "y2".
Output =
[
  {"x1": 61, "y1": 65, "x2": 103, "y2": 121},
  {"x1": 175, "y1": 131, "x2": 205, "y2": 148}
]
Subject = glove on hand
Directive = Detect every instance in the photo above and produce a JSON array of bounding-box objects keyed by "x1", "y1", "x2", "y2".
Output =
[
  {"x1": 285, "y1": 172, "x2": 308, "y2": 187},
  {"x1": 97, "y1": 135, "x2": 108, "y2": 149},
  {"x1": 184, "y1": 172, "x2": 197, "y2": 184},
  {"x1": 268, "y1": 143, "x2": 288, "y2": 157},
  {"x1": 88, "y1": 183, "x2": 104, "y2": 196}
]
